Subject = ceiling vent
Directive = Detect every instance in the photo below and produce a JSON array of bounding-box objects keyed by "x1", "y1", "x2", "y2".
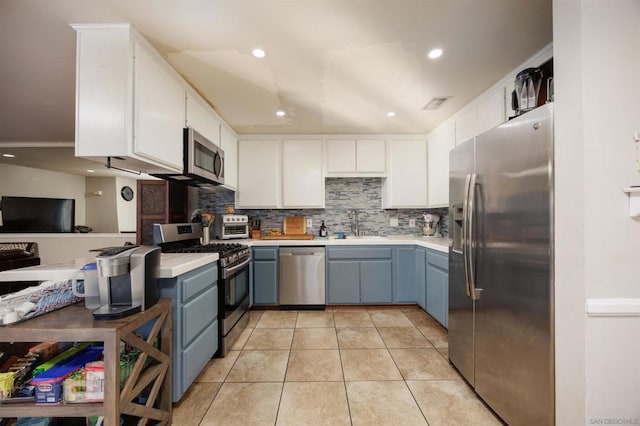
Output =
[{"x1": 423, "y1": 96, "x2": 451, "y2": 110}]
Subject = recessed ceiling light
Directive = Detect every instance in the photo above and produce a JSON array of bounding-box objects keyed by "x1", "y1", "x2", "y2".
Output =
[
  {"x1": 276, "y1": 110, "x2": 286, "y2": 117},
  {"x1": 387, "y1": 111, "x2": 396, "y2": 117},
  {"x1": 2, "y1": 153, "x2": 15, "y2": 158},
  {"x1": 86, "y1": 169, "x2": 95, "y2": 173},
  {"x1": 252, "y1": 48, "x2": 266, "y2": 58},
  {"x1": 428, "y1": 48, "x2": 443, "y2": 59}
]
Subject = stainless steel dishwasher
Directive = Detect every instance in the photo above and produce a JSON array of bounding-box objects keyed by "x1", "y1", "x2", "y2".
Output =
[{"x1": 279, "y1": 246, "x2": 326, "y2": 309}]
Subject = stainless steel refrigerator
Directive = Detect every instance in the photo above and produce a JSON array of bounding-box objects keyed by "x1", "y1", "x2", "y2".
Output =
[{"x1": 448, "y1": 103, "x2": 554, "y2": 425}]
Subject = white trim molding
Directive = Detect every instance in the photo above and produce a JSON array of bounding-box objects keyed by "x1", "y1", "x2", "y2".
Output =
[{"x1": 586, "y1": 298, "x2": 640, "y2": 317}]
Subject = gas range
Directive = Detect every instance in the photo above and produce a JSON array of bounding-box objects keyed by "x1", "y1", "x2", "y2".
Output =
[
  {"x1": 153, "y1": 223, "x2": 250, "y2": 267},
  {"x1": 154, "y1": 222, "x2": 251, "y2": 357}
]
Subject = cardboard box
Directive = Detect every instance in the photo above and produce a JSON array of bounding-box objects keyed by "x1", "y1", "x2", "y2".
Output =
[{"x1": 34, "y1": 380, "x2": 63, "y2": 404}]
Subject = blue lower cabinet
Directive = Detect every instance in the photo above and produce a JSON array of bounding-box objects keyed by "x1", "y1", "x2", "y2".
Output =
[
  {"x1": 182, "y1": 319, "x2": 218, "y2": 393},
  {"x1": 393, "y1": 247, "x2": 416, "y2": 303},
  {"x1": 327, "y1": 260, "x2": 360, "y2": 304},
  {"x1": 253, "y1": 261, "x2": 278, "y2": 305},
  {"x1": 252, "y1": 247, "x2": 279, "y2": 305},
  {"x1": 182, "y1": 286, "x2": 218, "y2": 346},
  {"x1": 415, "y1": 247, "x2": 427, "y2": 310},
  {"x1": 158, "y1": 262, "x2": 218, "y2": 402},
  {"x1": 360, "y1": 260, "x2": 393, "y2": 303},
  {"x1": 426, "y1": 250, "x2": 449, "y2": 328},
  {"x1": 327, "y1": 246, "x2": 393, "y2": 304},
  {"x1": 318, "y1": 245, "x2": 449, "y2": 319}
]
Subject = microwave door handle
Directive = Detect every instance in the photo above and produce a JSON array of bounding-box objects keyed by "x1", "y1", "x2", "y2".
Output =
[
  {"x1": 462, "y1": 173, "x2": 472, "y2": 298},
  {"x1": 468, "y1": 173, "x2": 479, "y2": 300}
]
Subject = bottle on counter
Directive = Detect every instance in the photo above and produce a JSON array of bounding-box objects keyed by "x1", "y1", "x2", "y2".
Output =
[{"x1": 319, "y1": 220, "x2": 328, "y2": 237}]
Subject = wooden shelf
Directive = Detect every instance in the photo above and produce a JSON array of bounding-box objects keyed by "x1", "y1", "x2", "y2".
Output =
[
  {"x1": 0, "y1": 402, "x2": 103, "y2": 418},
  {"x1": 0, "y1": 299, "x2": 173, "y2": 425}
]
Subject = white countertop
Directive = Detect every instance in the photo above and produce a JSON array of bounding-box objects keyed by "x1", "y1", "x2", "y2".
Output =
[
  {"x1": 0, "y1": 253, "x2": 219, "y2": 282},
  {"x1": 238, "y1": 235, "x2": 450, "y2": 253},
  {"x1": 157, "y1": 253, "x2": 218, "y2": 278},
  {"x1": 0, "y1": 233, "x2": 134, "y2": 238},
  {"x1": 0, "y1": 235, "x2": 446, "y2": 284}
]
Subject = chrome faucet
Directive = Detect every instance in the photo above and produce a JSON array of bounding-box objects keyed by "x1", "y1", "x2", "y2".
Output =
[{"x1": 349, "y1": 210, "x2": 360, "y2": 236}]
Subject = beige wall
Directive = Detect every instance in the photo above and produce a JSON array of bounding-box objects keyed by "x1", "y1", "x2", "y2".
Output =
[
  {"x1": 580, "y1": 2, "x2": 640, "y2": 423},
  {"x1": 76, "y1": 176, "x2": 139, "y2": 233},
  {"x1": 85, "y1": 176, "x2": 118, "y2": 232},
  {"x1": 0, "y1": 163, "x2": 86, "y2": 226},
  {"x1": 554, "y1": 1, "x2": 640, "y2": 424},
  {"x1": 553, "y1": 0, "x2": 586, "y2": 424},
  {"x1": 115, "y1": 176, "x2": 137, "y2": 233}
]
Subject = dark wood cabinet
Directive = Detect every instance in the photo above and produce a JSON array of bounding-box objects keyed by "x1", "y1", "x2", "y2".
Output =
[{"x1": 136, "y1": 180, "x2": 188, "y2": 244}]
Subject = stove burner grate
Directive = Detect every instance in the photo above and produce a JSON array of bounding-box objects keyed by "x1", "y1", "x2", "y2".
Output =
[{"x1": 172, "y1": 243, "x2": 243, "y2": 254}]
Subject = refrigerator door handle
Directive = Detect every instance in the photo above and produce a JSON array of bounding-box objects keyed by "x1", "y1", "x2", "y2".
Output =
[
  {"x1": 462, "y1": 173, "x2": 472, "y2": 297},
  {"x1": 468, "y1": 173, "x2": 480, "y2": 300}
]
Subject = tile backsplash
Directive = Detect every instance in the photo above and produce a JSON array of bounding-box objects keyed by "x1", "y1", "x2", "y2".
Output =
[{"x1": 197, "y1": 178, "x2": 448, "y2": 237}]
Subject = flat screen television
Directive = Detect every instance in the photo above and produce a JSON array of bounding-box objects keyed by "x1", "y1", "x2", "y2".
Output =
[{"x1": 0, "y1": 196, "x2": 75, "y2": 233}]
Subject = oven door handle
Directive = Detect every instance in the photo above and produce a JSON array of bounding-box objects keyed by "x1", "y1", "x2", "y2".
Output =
[{"x1": 222, "y1": 257, "x2": 251, "y2": 279}]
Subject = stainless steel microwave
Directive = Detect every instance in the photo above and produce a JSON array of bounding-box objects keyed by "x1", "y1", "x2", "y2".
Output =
[{"x1": 152, "y1": 127, "x2": 224, "y2": 186}]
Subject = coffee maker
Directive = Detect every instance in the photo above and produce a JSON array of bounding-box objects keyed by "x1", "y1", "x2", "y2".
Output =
[{"x1": 93, "y1": 245, "x2": 160, "y2": 320}]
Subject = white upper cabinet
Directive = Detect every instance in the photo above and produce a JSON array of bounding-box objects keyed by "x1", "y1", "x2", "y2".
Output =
[
  {"x1": 75, "y1": 25, "x2": 131, "y2": 158},
  {"x1": 282, "y1": 140, "x2": 324, "y2": 208},
  {"x1": 455, "y1": 108, "x2": 477, "y2": 146},
  {"x1": 455, "y1": 86, "x2": 506, "y2": 146},
  {"x1": 74, "y1": 24, "x2": 185, "y2": 173},
  {"x1": 220, "y1": 124, "x2": 238, "y2": 191},
  {"x1": 475, "y1": 86, "x2": 506, "y2": 137},
  {"x1": 133, "y1": 41, "x2": 185, "y2": 170},
  {"x1": 427, "y1": 122, "x2": 456, "y2": 207},
  {"x1": 326, "y1": 139, "x2": 356, "y2": 173},
  {"x1": 356, "y1": 139, "x2": 386, "y2": 173},
  {"x1": 236, "y1": 139, "x2": 280, "y2": 208},
  {"x1": 383, "y1": 139, "x2": 428, "y2": 208},
  {"x1": 237, "y1": 138, "x2": 324, "y2": 209},
  {"x1": 325, "y1": 139, "x2": 385, "y2": 176},
  {"x1": 185, "y1": 89, "x2": 221, "y2": 147}
]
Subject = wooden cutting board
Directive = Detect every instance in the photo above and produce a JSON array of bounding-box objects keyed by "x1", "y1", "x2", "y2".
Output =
[
  {"x1": 283, "y1": 216, "x2": 306, "y2": 235},
  {"x1": 262, "y1": 234, "x2": 315, "y2": 240}
]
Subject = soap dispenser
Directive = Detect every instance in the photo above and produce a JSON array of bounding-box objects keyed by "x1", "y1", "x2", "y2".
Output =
[{"x1": 319, "y1": 220, "x2": 328, "y2": 237}]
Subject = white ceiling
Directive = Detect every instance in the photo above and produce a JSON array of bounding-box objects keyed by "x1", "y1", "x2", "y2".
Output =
[{"x1": 0, "y1": 0, "x2": 552, "y2": 174}]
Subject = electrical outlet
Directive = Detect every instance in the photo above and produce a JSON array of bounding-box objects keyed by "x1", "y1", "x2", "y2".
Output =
[
  {"x1": 390, "y1": 218, "x2": 399, "y2": 227},
  {"x1": 409, "y1": 219, "x2": 416, "y2": 227},
  {"x1": 306, "y1": 218, "x2": 313, "y2": 228}
]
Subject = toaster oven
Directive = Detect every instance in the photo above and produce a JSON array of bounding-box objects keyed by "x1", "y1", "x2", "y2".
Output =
[{"x1": 213, "y1": 215, "x2": 249, "y2": 240}]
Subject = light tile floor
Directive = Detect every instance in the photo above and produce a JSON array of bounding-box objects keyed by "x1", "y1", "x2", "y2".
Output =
[{"x1": 172, "y1": 307, "x2": 502, "y2": 426}]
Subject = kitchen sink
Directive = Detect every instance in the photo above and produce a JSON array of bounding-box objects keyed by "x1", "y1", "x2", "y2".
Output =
[{"x1": 346, "y1": 235, "x2": 385, "y2": 240}]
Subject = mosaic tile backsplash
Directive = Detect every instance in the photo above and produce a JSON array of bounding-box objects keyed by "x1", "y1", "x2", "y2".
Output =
[{"x1": 197, "y1": 178, "x2": 448, "y2": 238}]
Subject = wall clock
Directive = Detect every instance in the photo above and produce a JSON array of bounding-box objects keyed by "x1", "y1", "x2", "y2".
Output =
[{"x1": 120, "y1": 185, "x2": 134, "y2": 201}]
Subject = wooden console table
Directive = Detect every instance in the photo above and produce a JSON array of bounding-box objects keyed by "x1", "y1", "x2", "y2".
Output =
[{"x1": 0, "y1": 298, "x2": 172, "y2": 425}]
